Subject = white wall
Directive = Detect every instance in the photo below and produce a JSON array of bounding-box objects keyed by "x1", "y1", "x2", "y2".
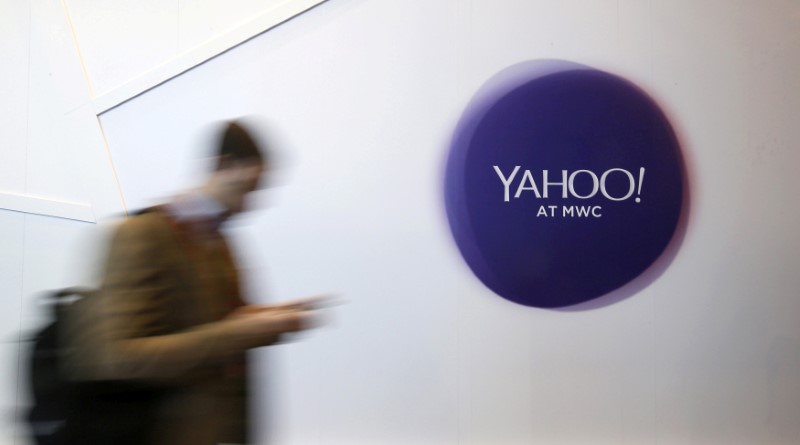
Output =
[{"x1": 2, "y1": 1, "x2": 800, "y2": 444}]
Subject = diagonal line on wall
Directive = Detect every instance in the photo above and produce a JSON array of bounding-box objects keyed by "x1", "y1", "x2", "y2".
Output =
[
  {"x1": 92, "y1": 0, "x2": 328, "y2": 115},
  {"x1": 93, "y1": 115, "x2": 129, "y2": 216},
  {"x1": 60, "y1": 0, "x2": 95, "y2": 98},
  {"x1": 1, "y1": 0, "x2": 327, "y2": 223},
  {"x1": 61, "y1": 0, "x2": 128, "y2": 216},
  {"x1": 0, "y1": 191, "x2": 95, "y2": 223}
]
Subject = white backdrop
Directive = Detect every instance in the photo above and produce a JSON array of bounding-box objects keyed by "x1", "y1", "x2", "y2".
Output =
[{"x1": 2, "y1": 1, "x2": 800, "y2": 444}]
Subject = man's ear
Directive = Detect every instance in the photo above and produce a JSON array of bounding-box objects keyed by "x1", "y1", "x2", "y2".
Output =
[{"x1": 215, "y1": 154, "x2": 234, "y2": 171}]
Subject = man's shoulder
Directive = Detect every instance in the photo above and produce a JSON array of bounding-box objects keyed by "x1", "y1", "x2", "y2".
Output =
[{"x1": 112, "y1": 207, "x2": 172, "y2": 241}]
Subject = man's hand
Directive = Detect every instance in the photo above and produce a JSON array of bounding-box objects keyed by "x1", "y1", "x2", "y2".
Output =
[
  {"x1": 259, "y1": 294, "x2": 341, "y2": 313},
  {"x1": 223, "y1": 306, "x2": 311, "y2": 347},
  {"x1": 223, "y1": 295, "x2": 338, "y2": 347}
]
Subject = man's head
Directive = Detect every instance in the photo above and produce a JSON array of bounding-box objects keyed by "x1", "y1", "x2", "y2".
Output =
[{"x1": 203, "y1": 121, "x2": 268, "y2": 215}]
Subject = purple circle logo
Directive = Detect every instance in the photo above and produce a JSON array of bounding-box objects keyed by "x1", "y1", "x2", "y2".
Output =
[{"x1": 444, "y1": 60, "x2": 687, "y2": 309}]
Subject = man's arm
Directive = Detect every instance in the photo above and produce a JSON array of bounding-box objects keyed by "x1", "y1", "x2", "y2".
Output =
[{"x1": 68, "y1": 216, "x2": 312, "y2": 383}]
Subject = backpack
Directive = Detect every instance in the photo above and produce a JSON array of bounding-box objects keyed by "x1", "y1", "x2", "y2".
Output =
[
  {"x1": 25, "y1": 287, "x2": 167, "y2": 445},
  {"x1": 26, "y1": 287, "x2": 91, "y2": 445}
]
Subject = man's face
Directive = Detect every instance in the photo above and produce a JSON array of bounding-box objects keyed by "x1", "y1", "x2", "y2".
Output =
[{"x1": 216, "y1": 158, "x2": 266, "y2": 215}]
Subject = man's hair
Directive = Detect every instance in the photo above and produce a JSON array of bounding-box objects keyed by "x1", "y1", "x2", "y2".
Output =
[{"x1": 216, "y1": 121, "x2": 266, "y2": 169}]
